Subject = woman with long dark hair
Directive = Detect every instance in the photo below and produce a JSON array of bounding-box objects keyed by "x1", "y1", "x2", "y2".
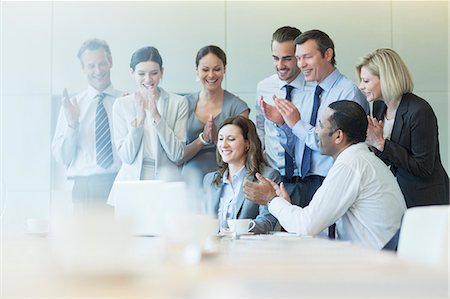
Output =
[{"x1": 203, "y1": 116, "x2": 280, "y2": 233}]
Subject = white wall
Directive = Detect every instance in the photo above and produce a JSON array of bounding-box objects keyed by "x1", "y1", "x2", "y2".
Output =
[{"x1": 1, "y1": 1, "x2": 448, "y2": 235}]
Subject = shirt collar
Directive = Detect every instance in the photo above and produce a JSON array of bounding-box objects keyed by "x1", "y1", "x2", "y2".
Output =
[
  {"x1": 277, "y1": 72, "x2": 306, "y2": 91},
  {"x1": 87, "y1": 83, "x2": 114, "y2": 99},
  {"x1": 222, "y1": 165, "x2": 247, "y2": 185},
  {"x1": 335, "y1": 142, "x2": 368, "y2": 163},
  {"x1": 316, "y1": 68, "x2": 341, "y2": 93}
]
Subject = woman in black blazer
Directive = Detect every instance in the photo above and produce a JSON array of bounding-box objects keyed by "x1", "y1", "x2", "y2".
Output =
[{"x1": 356, "y1": 48, "x2": 448, "y2": 208}]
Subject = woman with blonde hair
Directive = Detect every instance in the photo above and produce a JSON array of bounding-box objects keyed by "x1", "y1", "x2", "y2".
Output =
[
  {"x1": 356, "y1": 48, "x2": 448, "y2": 207},
  {"x1": 203, "y1": 116, "x2": 280, "y2": 233}
]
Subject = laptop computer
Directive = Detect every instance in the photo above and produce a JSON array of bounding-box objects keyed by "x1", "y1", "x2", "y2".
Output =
[{"x1": 113, "y1": 180, "x2": 187, "y2": 236}]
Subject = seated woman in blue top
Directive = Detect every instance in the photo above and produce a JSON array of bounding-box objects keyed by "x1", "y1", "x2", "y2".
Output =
[
  {"x1": 357, "y1": 48, "x2": 449, "y2": 207},
  {"x1": 109, "y1": 47, "x2": 188, "y2": 203},
  {"x1": 203, "y1": 116, "x2": 280, "y2": 234},
  {"x1": 179, "y1": 45, "x2": 249, "y2": 180}
]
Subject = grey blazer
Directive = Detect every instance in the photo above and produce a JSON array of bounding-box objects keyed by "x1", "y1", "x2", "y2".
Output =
[{"x1": 203, "y1": 165, "x2": 280, "y2": 234}]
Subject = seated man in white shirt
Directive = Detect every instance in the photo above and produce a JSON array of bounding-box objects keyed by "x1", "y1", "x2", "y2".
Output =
[{"x1": 243, "y1": 100, "x2": 407, "y2": 250}]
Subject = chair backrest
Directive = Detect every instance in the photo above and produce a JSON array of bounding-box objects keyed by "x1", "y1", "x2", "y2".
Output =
[{"x1": 397, "y1": 205, "x2": 449, "y2": 267}]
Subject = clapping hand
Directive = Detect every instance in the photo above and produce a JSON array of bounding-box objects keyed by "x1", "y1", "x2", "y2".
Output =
[
  {"x1": 203, "y1": 114, "x2": 218, "y2": 144},
  {"x1": 134, "y1": 90, "x2": 147, "y2": 122},
  {"x1": 141, "y1": 84, "x2": 161, "y2": 123},
  {"x1": 259, "y1": 96, "x2": 284, "y2": 126},
  {"x1": 61, "y1": 88, "x2": 80, "y2": 128},
  {"x1": 366, "y1": 116, "x2": 385, "y2": 151},
  {"x1": 243, "y1": 173, "x2": 291, "y2": 205},
  {"x1": 274, "y1": 97, "x2": 301, "y2": 128}
]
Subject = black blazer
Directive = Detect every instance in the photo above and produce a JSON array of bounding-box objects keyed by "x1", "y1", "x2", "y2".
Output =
[{"x1": 372, "y1": 93, "x2": 449, "y2": 207}]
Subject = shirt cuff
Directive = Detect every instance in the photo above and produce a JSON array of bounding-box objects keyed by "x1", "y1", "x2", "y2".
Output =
[
  {"x1": 292, "y1": 119, "x2": 309, "y2": 140},
  {"x1": 268, "y1": 196, "x2": 292, "y2": 217}
]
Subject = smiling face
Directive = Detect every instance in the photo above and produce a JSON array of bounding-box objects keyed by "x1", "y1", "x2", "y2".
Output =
[
  {"x1": 196, "y1": 53, "x2": 225, "y2": 92},
  {"x1": 81, "y1": 48, "x2": 112, "y2": 91},
  {"x1": 131, "y1": 60, "x2": 163, "y2": 90},
  {"x1": 217, "y1": 124, "x2": 249, "y2": 168},
  {"x1": 272, "y1": 40, "x2": 300, "y2": 83},
  {"x1": 295, "y1": 39, "x2": 334, "y2": 83},
  {"x1": 359, "y1": 66, "x2": 382, "y2": 102}
]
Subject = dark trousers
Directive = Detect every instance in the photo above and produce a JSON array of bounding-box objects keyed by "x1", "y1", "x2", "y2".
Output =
[
  {"x1": 282, "y1": 175, "x2": 325, "y2": 208},
  {"x1": 72, "y1": 173, "x2": 117, "y2": 212}
]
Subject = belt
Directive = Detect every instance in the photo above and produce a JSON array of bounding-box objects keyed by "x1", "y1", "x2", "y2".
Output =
[
  {"x1": 281, "y1": 175, "x2": 324, "y2": 184},
  {"x1": 281, "y1": 176, "x2": 302, "y2": 184}
]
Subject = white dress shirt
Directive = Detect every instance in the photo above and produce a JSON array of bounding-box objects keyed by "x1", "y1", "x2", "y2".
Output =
[
  {"x1": 383, "y1": 117, "x2": 395, "y2": 140},
  {"x1": 52, "y1": 84, "x2": 122, "y2": 177},
  {"x1": 269, "y1": 142, "x2": 406, "y2": 250},
  {"x1": 255, "y1": 73, "x2": 314, "y2": 176}
]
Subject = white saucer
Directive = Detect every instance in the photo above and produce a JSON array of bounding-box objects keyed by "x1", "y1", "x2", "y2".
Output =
[
  {"x1": 237, "y1": 232, "x2": 254, "y2": 236},
  {"x1": 25, "y1": 232, "x2": 48, "y2": 238}
]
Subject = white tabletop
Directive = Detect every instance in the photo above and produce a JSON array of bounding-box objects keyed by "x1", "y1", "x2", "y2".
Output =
[{"x1": 2, "y1": 233, "x2": 448, "y2": 298}]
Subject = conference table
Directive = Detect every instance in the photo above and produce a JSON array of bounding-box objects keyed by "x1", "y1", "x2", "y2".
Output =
[{"x1": 1, "y1": 232, "x2": 448, "y2": 298}]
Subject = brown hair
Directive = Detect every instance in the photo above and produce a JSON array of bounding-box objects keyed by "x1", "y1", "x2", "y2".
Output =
[
  {"x1": 212, "y1": 116, "x2": 266, "y2": 186},
  {"x1": 271, "y1": 26, "x2": 302, "y2": 44},
  {"x1": 294, "y1": 29, "x2": 336, "y2": 66},
  {"x1": 195, "y1": 45, "x2": 227, "y2": 68}
]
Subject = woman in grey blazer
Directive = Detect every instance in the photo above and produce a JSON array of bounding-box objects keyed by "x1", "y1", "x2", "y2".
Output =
[
  {"x1": 108, "y1": 47, "x2": 188, "y2": 205},
  {"x1": 203, "y1": 116, "x2": 280, "y2": 234},
  {"x1": 179, "y1": 45, "x2": 249, "y2": 180},
  {"x1": 357, "y1": 48, "x2": 449, "y2": 208}
]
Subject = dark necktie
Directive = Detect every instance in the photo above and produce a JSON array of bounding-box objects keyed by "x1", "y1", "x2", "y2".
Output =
[
  {"x1": 328, "y1": 223, "x2": 336, "y2": 239},
  {"x1": 95, "y1": 93, "x2": 113, "y2": 169},
  {"x1": 301, "y1": 85, "x2": 323, "y2": 177},
  {"x1": 284, "y1": 85, "x2": 295, "y2": 178}
]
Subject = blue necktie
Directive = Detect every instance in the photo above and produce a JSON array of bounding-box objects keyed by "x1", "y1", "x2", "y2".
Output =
[
  {"x1": 284, "y1": 85, "x2": 295, "y2": 178},
  {"x1": 95, "y1": 93, "x2": 113, "y2": 169},
  {"x1": 301, "y1": 85, "x2": 323, "y2": 177}
]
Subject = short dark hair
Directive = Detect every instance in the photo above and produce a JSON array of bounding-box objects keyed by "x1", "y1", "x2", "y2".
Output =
[
  {"x1": 328, "y1": 100, "x2": 367, "y2": 144},
  {"x1": 77, "y1": 38, "x2": 112, "y2": 65},
  {"x1": 195, "y1": 45, "x2": 227, "y2": 68},
  {"x1": 272, "y1": 26, "x2": 302, "y2": 44},
  {"x1": 294, "y1": 29, "x2": 336, "y2": 66},
  {"x1": 129, "y1": 46, "x2": 163, "y2": 71}
]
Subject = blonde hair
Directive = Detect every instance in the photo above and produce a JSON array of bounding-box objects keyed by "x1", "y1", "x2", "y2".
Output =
[{"x1": 356, "y1": 48, "x2": 414, "y2": 103}]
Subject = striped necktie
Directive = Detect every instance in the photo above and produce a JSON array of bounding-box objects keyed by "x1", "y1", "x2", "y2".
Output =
[{"x1": 95, "y1": 93, "x2": 113, "y2": 169}]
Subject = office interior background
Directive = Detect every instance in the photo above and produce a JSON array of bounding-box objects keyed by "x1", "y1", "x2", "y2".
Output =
[{"x1": 1, "y1": 1, "x2": 448, "y2": 235}]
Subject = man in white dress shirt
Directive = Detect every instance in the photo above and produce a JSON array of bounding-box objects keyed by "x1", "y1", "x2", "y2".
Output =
[
  {"x1": 255, "y1": 26, "x2": 314, "y2": 207},
  {"x1": 244, "y1": 100, "x2": 406, "y2": 250},
  {"x1": 52, "y1": 38, "x2": 122, "y2": 210}
]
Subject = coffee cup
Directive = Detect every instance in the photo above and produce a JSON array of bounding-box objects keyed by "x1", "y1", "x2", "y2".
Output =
[{"x1": 227, "y1": 219, "x2": 256, "y2": 234}]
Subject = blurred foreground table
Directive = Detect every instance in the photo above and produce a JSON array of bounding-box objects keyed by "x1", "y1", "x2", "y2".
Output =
[{"x1": 1, "y1": 233, "x2": 448, "y2": 298}]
